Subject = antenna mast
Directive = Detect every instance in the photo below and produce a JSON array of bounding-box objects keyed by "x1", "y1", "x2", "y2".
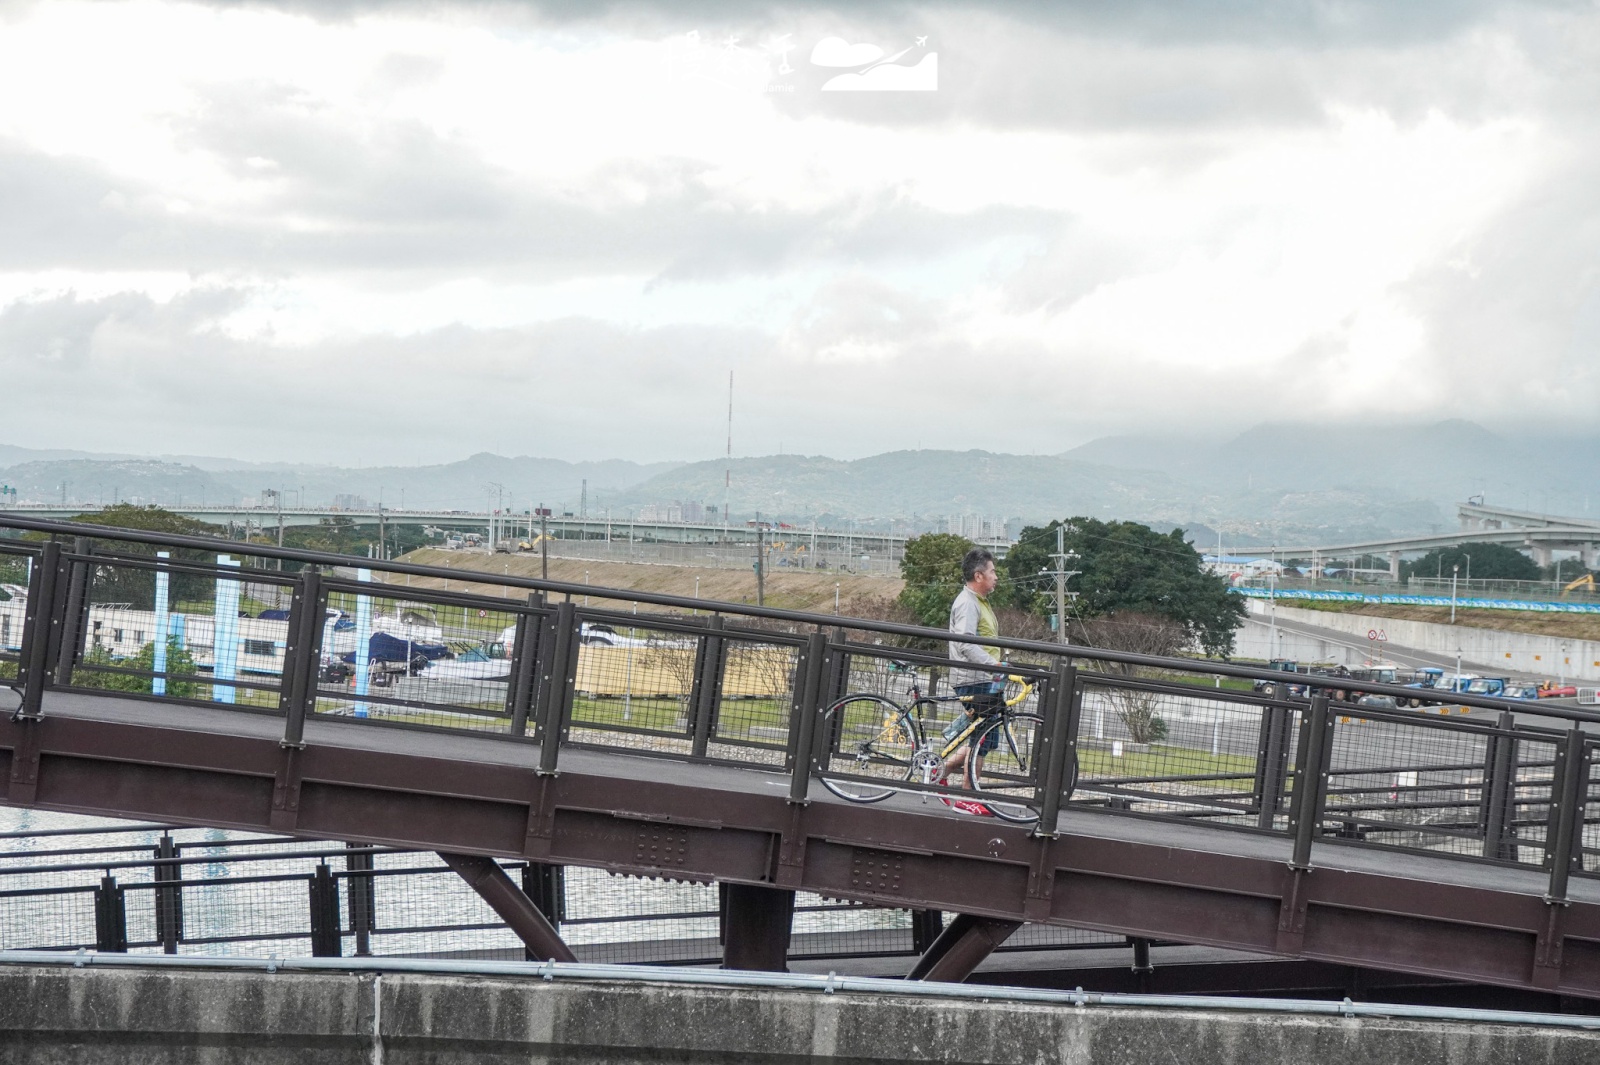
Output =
[{"x1": 724, "y1": 370, "x2": 732, "y2": 532}]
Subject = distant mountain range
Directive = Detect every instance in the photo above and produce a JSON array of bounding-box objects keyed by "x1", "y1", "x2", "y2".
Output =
[{"x1": 3, "y1": 421, "x2": 1595, "y2": 547}]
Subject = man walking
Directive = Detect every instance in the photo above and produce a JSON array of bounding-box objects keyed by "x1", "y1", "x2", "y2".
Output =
[{"x1": 943, "y1": 548, "x2": 1005, "y2": 809}]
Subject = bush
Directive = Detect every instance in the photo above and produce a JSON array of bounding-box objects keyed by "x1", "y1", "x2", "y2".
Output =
[{"x1": 75, "y1": 638, "x2": 202, "y2": 698}]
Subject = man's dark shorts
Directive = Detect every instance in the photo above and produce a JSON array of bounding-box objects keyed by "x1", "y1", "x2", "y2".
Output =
[{"x1": 947, "y1": 684, "x2": 1006, "y2": 753}]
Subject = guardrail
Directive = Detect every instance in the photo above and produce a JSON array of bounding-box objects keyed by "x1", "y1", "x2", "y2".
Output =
[
  {"x1": 4, "y1": 516, "x2": 1600, "y2": 908},
  {"x1": 0, "y1": 822, "x2": 1121, "y2": 962}
]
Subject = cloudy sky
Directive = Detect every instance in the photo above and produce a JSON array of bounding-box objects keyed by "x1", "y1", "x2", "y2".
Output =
[{"x1": 2, "y1": 0, "x2": 1597, "y2": 466}]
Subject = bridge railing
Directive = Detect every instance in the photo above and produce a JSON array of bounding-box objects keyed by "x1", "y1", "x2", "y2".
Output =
[
  {"x1": 9, "y1": 515, "x2": 1600, "y2": 905},
  {"x1": 0, "y1": 821, "x2": 1129, "y2": 962}
]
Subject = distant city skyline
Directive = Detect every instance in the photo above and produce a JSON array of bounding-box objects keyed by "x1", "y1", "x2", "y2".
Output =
[{"x1": 2, "y1": 2, "x2": 1598, "y2": 464}]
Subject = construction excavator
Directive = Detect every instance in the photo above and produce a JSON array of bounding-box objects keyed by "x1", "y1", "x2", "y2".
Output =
[{"x1": 1564, "y1": 573, "x2": 1596, "y2": 594}]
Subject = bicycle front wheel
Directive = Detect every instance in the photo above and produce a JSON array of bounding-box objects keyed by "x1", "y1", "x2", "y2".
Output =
[
  {"x1": 965, "y1": 711, "x2": 1045, "y2": 823},
  {"x1": 819, "y1": 694, "x2": 922, "y2": 803}
]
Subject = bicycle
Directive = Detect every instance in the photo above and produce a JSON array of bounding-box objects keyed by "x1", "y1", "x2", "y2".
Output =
[{"x1": 818, "y1": 660, "x2": 1070, "y2": 824}]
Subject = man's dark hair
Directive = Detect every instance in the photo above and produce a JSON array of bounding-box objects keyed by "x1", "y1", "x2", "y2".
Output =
[{"x1": 962, "y1": 548, "x2": 995, "y2": 584}]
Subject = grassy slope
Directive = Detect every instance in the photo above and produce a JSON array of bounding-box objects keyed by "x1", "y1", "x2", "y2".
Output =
[
  {"x1": 1278, "y1": 599, "x2": 1600, "y2": 641},
  {"x1": 390, "y1": 548, "x2": 904, "y2": 615}
]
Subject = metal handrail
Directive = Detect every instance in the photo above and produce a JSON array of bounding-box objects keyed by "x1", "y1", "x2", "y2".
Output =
[{"x1": 7, "y1": 514, "x2": 1596, "y2": 720}]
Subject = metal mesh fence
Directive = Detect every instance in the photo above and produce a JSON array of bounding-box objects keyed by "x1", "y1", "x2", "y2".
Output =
[
  {"x1": 311, "y1": 581, "x2": 535, "y2": 735},
  {"x1": 707, "y1": 626, "x2": 803, "y2": 766},
  {"x1": 564, "y1": 612, "x2": 704, "y2": 759},
  {"x1": 1070, "y1": 678, "x2": 1272, "y2": 826},
  {"x1": 1315, "y1": 711, "x2": 1561, "y2": 867},
  {"x1": 1580, "y1": 741, "x2": 1600, "y2": 876},
  {"x1": 559, "y1": 870, "x2": 721, "y2": 964},
  {"x1": 1318, "y1": 711, "x2": 1497, "y2": 859},
  {"x1": 0, "y1": 544, "x2": 28, "y2": 681},
  {"x1": 64, "y1": 553, "x2": 293, "y2": 712}
]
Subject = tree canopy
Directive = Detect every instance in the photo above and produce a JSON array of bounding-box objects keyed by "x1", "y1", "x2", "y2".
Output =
[
  {"x1": 895, "y1": 532, "x2": 976, "y2": 628},
  {"x1": 32, "y1": 504, "x2": 230, "y2": 611},
  {"x1": 1000, "y1": 518, "x2": 1245, "y2": 658},
  {"x1": 1401, "y1": 542, "x2": 1541, "y2": 582}
]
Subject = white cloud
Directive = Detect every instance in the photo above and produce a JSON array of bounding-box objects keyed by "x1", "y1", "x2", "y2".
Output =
[{"x1": 0, "y1": 0, "x2": 1597, "y2": 463}]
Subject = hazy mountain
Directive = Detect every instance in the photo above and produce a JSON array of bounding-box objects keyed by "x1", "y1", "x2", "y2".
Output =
[
  {"x1": 5, "y1": 420, "x2": 1592, "y2": 546},
  {"x1": 609, "y1": 450, "x2": 1448, "y2": 544},
  {"x1": 0, "y1": 460, "x2": 242, "y2": 508},
  {"x1": 0, "y1": 449, "x2": 682, "y2": 513},
  {"x1": 1064, "y1": 420, "x2": 1600, "y2": 521}
]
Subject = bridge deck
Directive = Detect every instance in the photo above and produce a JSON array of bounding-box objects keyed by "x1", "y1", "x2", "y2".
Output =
[
  {"x1": 6, "y1": 689, "x2": 1600, "y2": 999},
  {"x1": 35, "y1": 690, "x2": 1595, "y2": 904}
]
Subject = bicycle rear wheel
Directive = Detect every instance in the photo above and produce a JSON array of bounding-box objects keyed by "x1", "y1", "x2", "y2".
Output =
[
  {"x1": 965, "y1": 711, "x2": 1045, "y2": 823},
  {"x1": 819, "y1": 694, "x2": 922, "y2": 803}
]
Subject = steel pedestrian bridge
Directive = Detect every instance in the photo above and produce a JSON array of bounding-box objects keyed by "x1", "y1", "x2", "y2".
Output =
[{"x1": 4, "y1": 516, "x2": 1600, "y2": 995}]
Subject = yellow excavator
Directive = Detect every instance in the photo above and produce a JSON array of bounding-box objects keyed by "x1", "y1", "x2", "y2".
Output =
[{"x1": 1564, "y1": 573, "x2": 1596, "y2": 594}]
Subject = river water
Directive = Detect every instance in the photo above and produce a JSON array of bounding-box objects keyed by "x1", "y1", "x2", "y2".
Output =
[{"x1": 0, "y1": 807, "x2": 923, "y2": 962}]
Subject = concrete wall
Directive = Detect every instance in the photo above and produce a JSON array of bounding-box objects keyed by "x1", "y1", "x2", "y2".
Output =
[
  {"x1": 3, "y1": 963, "x2": 1599, "y2": 1064},
  {"x1": 1241, "y1": 600, "x2": 1600, "y2": 682}
]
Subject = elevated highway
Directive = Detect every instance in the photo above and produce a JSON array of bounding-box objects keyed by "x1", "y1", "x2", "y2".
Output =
[
  {"x1": 1272, "y1": 503, "x2": 1600, "y2": 575},
  {"x1": 0, "y1": 502, "x2": 1009, "y2": 565},
  {"x1": 5, "y1": 515, "x2": 1600, "y2": 997}
]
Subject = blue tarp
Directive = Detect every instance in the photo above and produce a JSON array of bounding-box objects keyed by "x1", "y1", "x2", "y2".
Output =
[
  {"x1": 340, "y1": 632, "x2": 450, "y2": 664},
  {"x1": 1234, "y1": 587, "x2": 1600, "y2": 615}
]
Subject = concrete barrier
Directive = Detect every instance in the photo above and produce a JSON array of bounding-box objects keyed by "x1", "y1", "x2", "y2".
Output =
[
  {"x1": 1241, "y1": 601, "x2": 1600, "y2": 681},
  {"x1": 2, "y1": 962, "x2": 1599, "y2": 1063}
]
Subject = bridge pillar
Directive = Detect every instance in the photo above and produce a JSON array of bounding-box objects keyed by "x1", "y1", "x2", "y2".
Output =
[
  {"x1": 1530, "y1": 543, "x2": 1553, "y2": 568},
  {"x1": 907, "y1": 912, "x2": 1022, "y2": 983},
  {"x1": 720, "y1": 883, "x2": 795, "y2": 972},
  {"x1": 437, "y1": 852, "x2": 576, "y2": 962},
  {"x1": 1584, "y1": 543, "x2": 1600, "y2": 571},
  {"x1": 1388, "y1": 551, "x2": 1401, "y2": 580}
]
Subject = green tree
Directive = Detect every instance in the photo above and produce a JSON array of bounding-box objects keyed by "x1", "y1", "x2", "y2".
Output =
[
  {"x1": 75, "y1": 638, "x2": 203, "y2": 698},
  {"x1": 895, "y1": 533, "x2": 976, "y2": 627},
  {"x1": 1001, "y1": 518, "x2": 1245, "y2": 658},
  {"x1": 32, "y1": 504, "x2": 229, "y2": 611},
  {"x1": 1401, "y1": 543, "x2": 1540, "y2": 582}
]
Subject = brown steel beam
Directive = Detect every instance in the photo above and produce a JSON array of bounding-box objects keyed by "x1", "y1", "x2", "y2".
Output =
[
  {"x1": 908, "y1": 912, "x2": 1022, "y2": 982},
  {"x1": 9, "y1": 697, "x2": 1600, "y2": 1001},
  {"x1": 720, "y1": 883, "x2": 794, "y2": 972},
  {"x1": 436, "y1": 852, "x2": 575, "y2": 963}
]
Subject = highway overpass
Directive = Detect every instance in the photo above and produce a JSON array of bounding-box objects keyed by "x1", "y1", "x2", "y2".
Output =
[
  {"x1": 0, "y1": 503, "x2": 1009, "y2": 558},
  {"x1": 1271, "y1": 503, "x2": 1600, "y2": 575}
]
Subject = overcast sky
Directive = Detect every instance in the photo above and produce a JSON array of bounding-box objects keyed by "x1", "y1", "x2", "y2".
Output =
[{"x1": 2, "y1": 0, "x2": 1598, "y2": 466}]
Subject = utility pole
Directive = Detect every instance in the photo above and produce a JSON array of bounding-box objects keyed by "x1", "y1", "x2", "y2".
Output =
[
  {"x1": 1044, "y1": 523, "x2": 1080, "y2": 645},
  {"x1": 377, "y1": 502, "x2": 386, "y2": 561},
  {"x1": 540, "y1": 509, "x2": 549, "y2": 580},
  {"x1": 755, "y1": 512, "x2": 766, "y2": 606},
  {"x1": 1451, "y1": 563, "x2": 1459, "y2": 624}
]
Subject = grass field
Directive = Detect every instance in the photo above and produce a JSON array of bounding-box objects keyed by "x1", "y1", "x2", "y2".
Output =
[{"x1": 1276, "y1": 597, "x2": 1600, "y2": 641}]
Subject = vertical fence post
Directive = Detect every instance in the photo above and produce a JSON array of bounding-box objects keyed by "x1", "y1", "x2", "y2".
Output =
[
  {"x1": 279, "y1": 568, "x2": 322, "y2": 746},
  {"x1": 1481, "y1": 710, "x2": 1520, "y2": 861},
  {"x1": 16, "y1": 540, "x2": 62, "y2": 720},
  {"x1": 690, "y1": 616, "x2": 725, "y2": 758},
  {"x1": 51, "y1": 537, "x2": 90, "y2": 687},
  {"x1": 94, "y1": 874, "x2": 127, "y2": 953},
  {"x1": 506, "y1": 593, "x2": 544, "y2": 737},
  {"x1": 1034, "y1": 662, "x2": 1079, "y2": 838},
  {"x1": 535, "y1": 601, "x2": 578, "y2": 776},
  {"x1": 1253, "y1": 685, "x2": 1292, "y2": 829},
  {"x1": 344, "y1": 844, "x2": 375, "y2": 957},
  {"x1": 153, "y1": 834, "x2": 182, "y2": 954},
  {"x1": 308, "y1": 862, "x2": 342, "y2": 957},
  {"x1": 787, "y1": 631, "x2": 828, "y2": 804},
  {"x1": 1545, "y1": 727, "x2": 1587, "y2": 904},
  {"x1": 520, "y1": 862, "x2": 565, "y2": 961},
  {"x1": 1287, "y1": 694, "x2": 1333, "y2": 871}
]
